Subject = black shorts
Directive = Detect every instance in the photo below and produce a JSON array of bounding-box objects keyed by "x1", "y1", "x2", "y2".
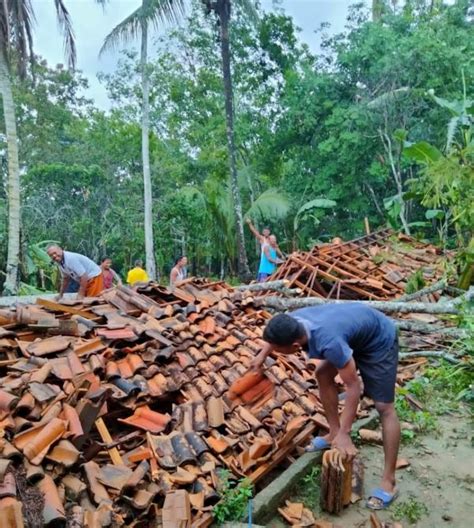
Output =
[{"x1": 357, "y1": 336, "x2": 399, "y2": 403}]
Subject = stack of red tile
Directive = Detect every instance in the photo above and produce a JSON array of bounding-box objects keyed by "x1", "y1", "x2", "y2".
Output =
[{"x1": 0, "y1": 279, "x2": 334, "y2": 527}]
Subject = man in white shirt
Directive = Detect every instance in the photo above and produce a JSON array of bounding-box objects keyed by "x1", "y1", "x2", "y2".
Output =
[{"x1": 47, "y1": 245, "x2": 103, "y2": 299}]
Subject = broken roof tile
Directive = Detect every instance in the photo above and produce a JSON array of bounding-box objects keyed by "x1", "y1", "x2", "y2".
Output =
[
  {"x1": 0, "y1": 497, "x2": 24, "y2": 528},
  {"x1": 45, "y1": 439, "x2": 80, "y2": 467},
  {"x1": 162, "y1": 489, "x2": 191, "y2": 528},
  {"x1": 0, "y1": 390, "x2": 19, "y2": 414},
  {"x1": 119, "y1": 406, "x2": 171, "y2": 434},
  {"x1": 26, "y1": 335, "x2": 73, "y2": 356},
  {"x1": 0, "y1": 473, "x2": 16, "y2": 499},
  {"x1": 15, "y1": 417, "x2": 67, "y2": 465},
  {"x1": 37, "y1": 474, "x2": 66, "y2": 526}
]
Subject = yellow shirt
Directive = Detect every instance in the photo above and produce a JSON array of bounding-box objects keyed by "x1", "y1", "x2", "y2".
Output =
[{"x1": 127, "y1": 267, "x2": 149, "y2": 285}]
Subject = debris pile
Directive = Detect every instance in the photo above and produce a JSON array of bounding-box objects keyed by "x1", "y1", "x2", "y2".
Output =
[
  {"x1": 269, "y1": 229, "x2": 449, "y2": 300},
  {"x1": 0, "y1": 280, "x2": 341, "y2": 527}
]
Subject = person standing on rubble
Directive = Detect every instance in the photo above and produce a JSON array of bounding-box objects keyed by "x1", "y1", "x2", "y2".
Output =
[
  {"x1": 245, "y1": 218, "x2": 285, "y2": 261},
  {"x1": 250, "y1": 304, "x2": 400, "y2": 510},
  {"x1": 256, "y1": 235, "x2": 284, "y2": 282},
  {"x1": 47, "y1": 245, "x2": 104, "y2": 299}
]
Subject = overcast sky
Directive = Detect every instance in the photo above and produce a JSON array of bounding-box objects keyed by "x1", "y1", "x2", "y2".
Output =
[{"x1": 32, "y1": 0, "x2": 359, "y2": 109}]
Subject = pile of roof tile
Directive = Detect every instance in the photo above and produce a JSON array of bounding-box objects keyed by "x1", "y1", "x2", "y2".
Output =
[
  {"x1": 269, "y1": 228, "x2": 449, "y2": 300},
  {"x1": 0, "y1": 280, "x2": 338, "y2": 528}
]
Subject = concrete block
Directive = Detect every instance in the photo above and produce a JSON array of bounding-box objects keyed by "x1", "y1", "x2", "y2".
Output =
[{"x1": 252, "y1": 451, "x2": 322, "y2": 524}]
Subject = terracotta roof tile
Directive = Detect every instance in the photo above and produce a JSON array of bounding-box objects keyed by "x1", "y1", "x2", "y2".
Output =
[
  {"x1": 28, "y1": 382, "x2": 62, "y2": 403},
  {"x1": 37, "y1": 474, "x2": 66, "y2": 526},
  {"x1": 0, "y1": 497, "x2": 23, "y2": 528},
  {"x1": 27, "y1": 335, "x2": 73, "y2": 357},
  {"x1": 146, "y1": 373, "x2": 168, "y2": 397},
  {"x1": 14, "y1": 417, "x2": 67, "y2": 465},
  {"x1": 45, "y1": 439, "x2": 80, "y2": 467},
  {"x1": 0, "y1": 391, "x2": 19, "y2": 415},
  {"x1": 119, "y1": 406, "x2": 171, "y2": 434},
  {"x1": 0, "y1": 472, "x2": 16, "y2": 499}
]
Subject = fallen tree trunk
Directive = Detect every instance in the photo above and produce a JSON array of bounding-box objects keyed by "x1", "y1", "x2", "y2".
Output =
[
  {"x1": 236, "y1": 280, "x2": 300, "y2": 296},
  {"x1": 237, "y1": 280, "x2": 289, "y2": 291},
  {"x1": 258, "y1": 295, "x2": 462, "y2": 314},
  {"x1": 396, "y1": 280, "x2": 446, "y2": 302},
  {"x1": 399, "y1": 351, "x2": 461, "y2": 364},
  {"x1": 395, "y1": 320, "x2": 467, "y2": 339}
]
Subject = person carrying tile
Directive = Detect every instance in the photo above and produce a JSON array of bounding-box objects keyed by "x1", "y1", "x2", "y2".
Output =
[
  {"x1": 47, "y1": 245, "x2": 104, "y2": 299},
  {"x1": 250, "y1": 304, "x2": 400, "y2": 511}
]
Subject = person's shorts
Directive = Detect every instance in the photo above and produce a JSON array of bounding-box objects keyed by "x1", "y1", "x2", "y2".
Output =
[
  {"x1": 358, "y1": 336, "x2": 399, "y2": 403},
  {"x1": 257, "y1": 273, "x2": 270, "y2": 282}
]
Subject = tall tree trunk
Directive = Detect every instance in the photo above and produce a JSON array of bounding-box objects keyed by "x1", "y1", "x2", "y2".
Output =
[
  {"x1": 372, "y1": 0, "x2": 384, "y2": 21},
  {"x1": 0, "y1": 53, "x2": 20, "y2": 295},
  {"x1": 140, "y1": 17, "x2": 157, "y2": 280},
  {"x1": 216, "y1": 0, "x2": 250, "y2": 278}
]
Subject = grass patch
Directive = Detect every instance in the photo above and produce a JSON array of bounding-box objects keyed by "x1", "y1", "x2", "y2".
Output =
[
  {"x1": 392, "y1": 497, "x2": 428, "y2": 524},
  {"x1": 291, "y1": 466, "x2": 321, "y2": 513},
  {"x1": 212, "y1": 470, "x2": 253, "y2": 524},
  {"x1": 395, "y1": 361, "x2": 473, "y2": 441}
]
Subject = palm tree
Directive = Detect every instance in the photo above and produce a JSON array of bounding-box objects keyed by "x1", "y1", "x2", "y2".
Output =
[
  {"x1": 101, "y1": 1, "x2": 185, "y2": 281},
  {"x1": 203, "y1": 0, "x2": 254, "y2": 278},
  {"x1": 0, "y1": 0, "x2": 76, "y2": 295}
]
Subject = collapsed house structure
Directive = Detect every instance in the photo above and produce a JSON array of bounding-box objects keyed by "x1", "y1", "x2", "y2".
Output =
[
  {"x1": 0, "y1": 231, "x2": 463, "y2": 528},
  {"x1": 268, "y1": 229, "x2": 448, "y2": 300}
]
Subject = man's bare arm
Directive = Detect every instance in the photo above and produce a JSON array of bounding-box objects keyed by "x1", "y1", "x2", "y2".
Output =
[
  {"x1": 331, "y1": 358, "x2": 360, "y2": 458},
  {"x1": 264, "y1": 245, "x2": 279, "y2": 264},
  {"x1": 245, "y1": 219, "x2": 264, "y2": 242},
  {"x1": 77, "y1": 275, "x2": 88, "y2": 298},
  {"x1": 57, "y1": 276, "x2": 69, "y2": 299},
  {"x1": 249, "y1": 342, "x2": 274, "y2": 371}
]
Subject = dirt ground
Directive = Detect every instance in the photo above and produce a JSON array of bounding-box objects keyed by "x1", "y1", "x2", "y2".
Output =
[{"x1": 268, "y1": 413, "x2": 473, "y2": 527}]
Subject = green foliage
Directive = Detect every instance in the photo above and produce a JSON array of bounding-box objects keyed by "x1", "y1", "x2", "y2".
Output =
[
  {"x1": 212, "y1": 470, "x2": 253, "y2": 524},
  {"x1": 395, "y1": 361, "x2": 473, "y2": 440},
  {"x1": 245, "y1": 189, "x2": 290, "y2": 222},
  {"x1": 393, "y1": 497, "x2": 428, "y2": 524},
  {"x1": 291, "y1": 465, "x2": 321, "y2": 513},
  {"x1": 1, "y1": 0, "x2": 473, "y2": 285},
  {"x1": 404, "y1": 269, "x2": 426, "y2": 294}
]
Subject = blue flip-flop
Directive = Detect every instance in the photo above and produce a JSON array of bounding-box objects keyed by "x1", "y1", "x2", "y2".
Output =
[
  {"x1": 366, "y1": 488, "x2": 399, "y2": 510},
  {"x1": 305, "y1": 436, "x2": 331, "y2": 452}
]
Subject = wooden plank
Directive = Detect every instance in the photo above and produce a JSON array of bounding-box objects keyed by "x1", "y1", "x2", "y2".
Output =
[
  {"x1": 95, "y1": 418, "x2": 123, "y2": 465},
  {"x1": 36, "y1": 298, "x2": 96, "y2": 320},
  {"x1": 248, "y1": 422, "x2": 317, "y2": 483}
]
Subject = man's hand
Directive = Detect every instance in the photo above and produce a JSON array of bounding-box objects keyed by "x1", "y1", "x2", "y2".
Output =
[
  {"x1": 332, "y1": 432, "x2": 358, "y2": 460},
  {"x1": 249, "y1": 355, "x2": 265, "y2": 372},
  {"x1": 245, "y1": 217, "x2": 251, "y2": 224}
]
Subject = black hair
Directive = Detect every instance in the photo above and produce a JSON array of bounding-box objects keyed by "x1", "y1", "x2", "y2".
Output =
[
  {"x1": 175, "y1": 255, "x2": 186, "y2": 265},
  {"x1": 263, "y1": 314, "x2": 305, "y2": 345},
  {"x1": 101, "y1": 257, "x2": 111, "y2": 263},
  {"x1": 134, "y1": 259, "x2": 143, "y2": 267}
]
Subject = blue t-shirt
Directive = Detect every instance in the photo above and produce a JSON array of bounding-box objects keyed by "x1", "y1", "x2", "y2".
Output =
[
  {"x1": 258, "y1": 244, "x2": 277, "y2": 275},
  {"x1": 290, "y1": 304, "x2": 396, "y2": 369}
]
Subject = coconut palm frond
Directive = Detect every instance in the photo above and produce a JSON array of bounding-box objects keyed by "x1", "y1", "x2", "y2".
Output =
[
  {"x1": 245, "y1": 189, "x2": 290, "y2": 221},
  {"x1": 5, "y1": 0, "x2": 35, "y2": 75},
  {"x1": 100, "y1": 6, "x2": 143, "y2": 55},
  {"x1": 100, "y1": 0, "x2": 185, "y2": 55},
  {"x1": 53, "y1": 0, "x2": 76, "y2": 68}
]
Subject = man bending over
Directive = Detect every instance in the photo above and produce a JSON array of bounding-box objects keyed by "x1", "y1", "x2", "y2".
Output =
[{"x1": 250, "y1": 304, "x2": 400, "y2": 510}]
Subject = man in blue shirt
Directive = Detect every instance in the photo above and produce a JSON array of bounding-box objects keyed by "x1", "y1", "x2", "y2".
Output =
[{"x1": 250, "y1": 304, "x2": 400, "y2": 510}]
